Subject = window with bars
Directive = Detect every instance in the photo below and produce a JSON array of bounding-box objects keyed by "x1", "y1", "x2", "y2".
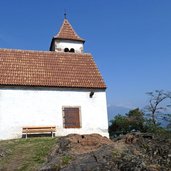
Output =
[{"x1": 63, "y1": 107, "x2": 81, "y2": 128}]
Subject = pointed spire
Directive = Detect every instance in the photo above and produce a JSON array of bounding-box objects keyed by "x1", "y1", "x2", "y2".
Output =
[{"x1": 54, "y1": 18, "x2": 85, "y2": 42}]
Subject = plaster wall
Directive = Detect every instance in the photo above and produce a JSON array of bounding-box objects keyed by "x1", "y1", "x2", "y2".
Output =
[
  {"x1": 55, "y1": 40, "x2": 84, "y2": 53},
  {"x1": 0, "y1": 87, "x2": 108, "y2": 140}
]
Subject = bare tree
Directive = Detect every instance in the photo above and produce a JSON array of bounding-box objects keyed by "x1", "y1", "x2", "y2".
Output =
[{"x1": 145, "y1": 90, "x2": 171, "y2": 125}]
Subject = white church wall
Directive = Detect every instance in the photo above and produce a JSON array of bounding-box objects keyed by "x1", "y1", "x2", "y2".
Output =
[
  {"x1": 55, "y1": 40, "x2": 84, "y2": 53},
  {"x1": 0, "y1": 87, "x2": 108, "y2": 140}
]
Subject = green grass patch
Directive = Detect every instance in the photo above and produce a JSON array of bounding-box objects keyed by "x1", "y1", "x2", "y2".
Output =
[
  {"x1": 0, "y1": 137, "x2": 57, "y2": 171},
  {"x1": 61, "y1": 155, "x2": 72, "y2": 166}
]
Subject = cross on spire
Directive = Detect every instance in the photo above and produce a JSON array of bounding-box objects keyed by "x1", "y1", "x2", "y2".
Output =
[{"x1": 64, "y1": 11, "x2": 67, "y2": 19}]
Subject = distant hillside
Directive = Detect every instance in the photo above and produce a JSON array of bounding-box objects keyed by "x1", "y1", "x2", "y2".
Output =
[{"x1": 107, "y1": 105, "x2": 130, "y2": 122}]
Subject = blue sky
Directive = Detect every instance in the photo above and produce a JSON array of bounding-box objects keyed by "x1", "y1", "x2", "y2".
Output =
[{"x1": 0, "y1": 0, "x2": 171, "y2": 110}]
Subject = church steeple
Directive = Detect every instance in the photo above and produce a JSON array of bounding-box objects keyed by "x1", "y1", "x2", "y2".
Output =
[{"x1": 50, "y1": 18, "x2": 85, "y2": 53}]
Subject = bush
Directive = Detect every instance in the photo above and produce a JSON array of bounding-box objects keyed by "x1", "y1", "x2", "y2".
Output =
[{"x1": 109, "y1": 108, "x2": 145, "y2": 137}]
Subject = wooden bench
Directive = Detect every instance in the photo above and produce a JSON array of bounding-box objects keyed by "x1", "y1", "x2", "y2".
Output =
[{"x1": 22, "y1": 126, "x2": 56, "y2": 138}]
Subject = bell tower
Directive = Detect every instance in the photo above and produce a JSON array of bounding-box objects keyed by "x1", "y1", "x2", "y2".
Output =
[{"x1": 50, "y1": 16, "x2": 85, "y2": 53}]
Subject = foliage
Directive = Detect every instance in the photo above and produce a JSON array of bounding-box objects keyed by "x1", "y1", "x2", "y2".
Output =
[
  {"x1": 126, "y1": 108, "x2": 145, "y2": 131},
  {"x1": 109, "y1": 108, "x2": 145, "y2": 137},
  {"x1": 109, "y1": 109, "x2": 171, "y2": 138},
  {"x1": 143, "y1": 119, "x2": 171, "y2": 138},
  {"x1": 109, "y1": 114, "x2": 129, "y2": 136}
]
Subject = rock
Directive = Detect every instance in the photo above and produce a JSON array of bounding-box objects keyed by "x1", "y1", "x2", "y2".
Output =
[
  {"x1": 40, "y1": 133, "x2": 171, "y2": 171},
  {"x1": 125, "y1": 134, "x2": 135, "y2": 144}
]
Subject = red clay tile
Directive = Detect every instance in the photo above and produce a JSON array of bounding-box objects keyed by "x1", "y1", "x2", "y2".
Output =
[
  {"x1": 54, "y1": 19, "x2": 85, "y2": 42},
  {"x1": 0, "y1": 49, "x2": 106, "y2": 89}
]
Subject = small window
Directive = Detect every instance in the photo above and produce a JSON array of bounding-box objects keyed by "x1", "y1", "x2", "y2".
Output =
[
  {"x1": 63, "y1": 107, "x2": 81, "y2": 128},
  {"x1": 64, "y1": 48, "x2": 69, "y2": 52},
  {"x1": 70, "y1": 48, "x2": 75, "y2": 53}
]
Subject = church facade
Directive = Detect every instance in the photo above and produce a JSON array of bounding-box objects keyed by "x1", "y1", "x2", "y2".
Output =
[{"x1": 0, "y1": 18, "x2": 108, "y2": 140}]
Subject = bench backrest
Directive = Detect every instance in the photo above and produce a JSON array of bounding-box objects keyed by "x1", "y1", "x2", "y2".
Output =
[{"x1": 22, "y1": 126, "x2": 56, "y2": 133}]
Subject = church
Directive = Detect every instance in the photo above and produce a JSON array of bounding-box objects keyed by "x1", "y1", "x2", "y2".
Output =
[{"x1": 0, "y1": 17, "x2": 109, "y2": 140}]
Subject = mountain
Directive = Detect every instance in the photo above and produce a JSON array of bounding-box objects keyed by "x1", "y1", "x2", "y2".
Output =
[{"x1": 107, "y1": 105, "x2": 130, "y2": 122}]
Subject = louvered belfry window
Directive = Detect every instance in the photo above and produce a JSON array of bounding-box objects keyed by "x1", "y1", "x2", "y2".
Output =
[{"x1": 63, "y1": 107, "x2": 81, "y2": 128}]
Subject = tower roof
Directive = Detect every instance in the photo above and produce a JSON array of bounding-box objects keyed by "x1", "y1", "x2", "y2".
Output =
[{"x1": 54, "y1": 19, "x2": 85, "y2": 42}]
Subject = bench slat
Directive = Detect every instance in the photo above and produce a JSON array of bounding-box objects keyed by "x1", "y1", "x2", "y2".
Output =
[
  {"x1": 23, "y1": 126, "x2": 56, "y2": 129},
  {"x1": 23, "y1": 129, "x2": 56, "y2": 133}
]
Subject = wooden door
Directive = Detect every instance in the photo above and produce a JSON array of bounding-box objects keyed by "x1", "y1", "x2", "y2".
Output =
[{"x1": 63, "y1": 107, "x2": 81, "y2": 128}]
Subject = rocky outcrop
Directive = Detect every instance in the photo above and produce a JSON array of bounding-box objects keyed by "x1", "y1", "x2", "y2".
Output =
[{"x1": 40, "y1": 133, "x2": 171, "y2": 171}]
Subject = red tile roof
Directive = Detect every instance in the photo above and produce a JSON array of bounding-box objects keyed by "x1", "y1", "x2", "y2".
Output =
[
  {"x1": 0, "y1": 49, "x2": 106, "y2": 89},
  {"x1": 54, "y1": 19, "x2": 85, "y2": 42}
]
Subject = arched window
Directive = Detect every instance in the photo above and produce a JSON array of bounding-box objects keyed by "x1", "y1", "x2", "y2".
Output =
[
  {"x1": 64, "y1": 48, "x2": 69, "y2": 52},
  {"x1": 70, "y1": 48, "x2": 75, "y2": 53}
]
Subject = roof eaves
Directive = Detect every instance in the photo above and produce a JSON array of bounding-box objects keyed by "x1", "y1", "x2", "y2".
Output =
[
  {"x1": 53, "y1": 37, "x2": 85, "y2": 43},
  {"x1": 0, "y1": 83, "x2": 106, "y2": 89}
]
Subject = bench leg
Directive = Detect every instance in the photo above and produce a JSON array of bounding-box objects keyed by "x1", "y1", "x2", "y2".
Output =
[
  {"x1": 51, "y1": 132, "x2": 53, "y2": 138},
  {"x1": 26, "y1": 133, "x2": 27, "y2": 139}
]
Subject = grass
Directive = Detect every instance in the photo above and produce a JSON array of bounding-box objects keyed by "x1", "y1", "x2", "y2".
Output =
[
  {"x1": 0, "y1": 137, "x2": 57, "y2": 171},
  {"x1": 61, "y1": 155, "x2": 72, "y2": 166}
]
